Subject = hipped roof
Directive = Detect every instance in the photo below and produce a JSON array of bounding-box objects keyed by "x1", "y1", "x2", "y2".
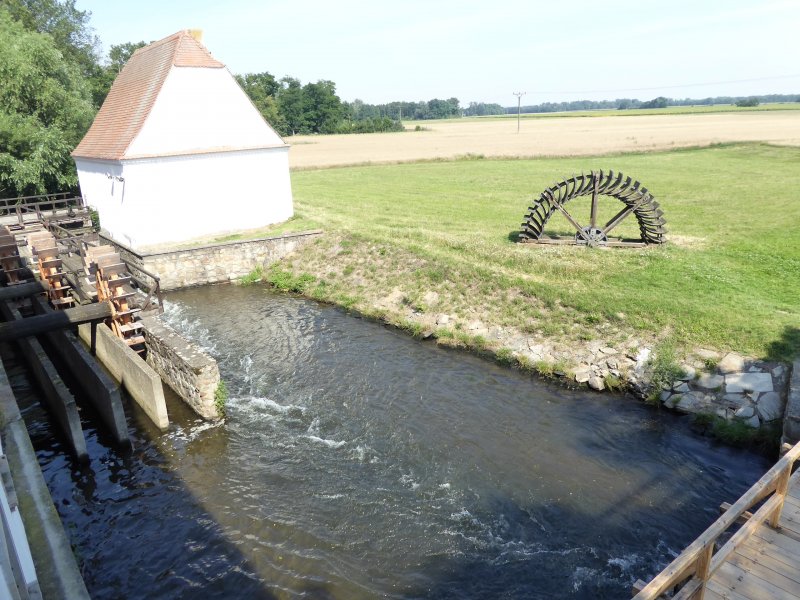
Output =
[{"x1": 72, "y1": 31, "x2": 225, "y2": 161}]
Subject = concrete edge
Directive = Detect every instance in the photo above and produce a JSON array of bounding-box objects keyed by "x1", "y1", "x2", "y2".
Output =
[
  {"x1": 77, "y1": 323, "x2": 169, "y2": 431},
  {"x1": 102, "y1": 229, "x2": 324, "y2": 259},
  {"x1": 0, "y1": 360, "x2": 90, "y2": 600}
]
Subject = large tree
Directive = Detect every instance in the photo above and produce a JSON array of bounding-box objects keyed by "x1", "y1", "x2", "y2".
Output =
[
  {"x1": 277, "y1": 76, "x2": 305, "y2": 135},
  {"x1": 0, "y1": 9, "x2": 94, "y2": 196},
  {"x1": 236, "y1": 71, "x2": 286, "y2": 134},
  {"x1": 302, "y1": 80, "x2": 343, "y2": 134}
]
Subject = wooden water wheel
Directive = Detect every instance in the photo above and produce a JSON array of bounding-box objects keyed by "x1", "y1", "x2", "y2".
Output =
[
  {"x1": 88, "y1": 245, "x2": 145, "y2": 354},
  {"x1": 0, "y1": 226, "x2": 31, "y2": 285},
  {"x1": 519, "y1": 171, "x2": 666, "y2": 247},
  {"x1": 27, "y1": 231, "x2": 75, "y2": 309}
]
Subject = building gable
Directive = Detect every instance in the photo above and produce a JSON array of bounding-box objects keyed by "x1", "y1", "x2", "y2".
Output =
[{"x1": 72, "y1": 30, "x2": 282, "y2": 161}]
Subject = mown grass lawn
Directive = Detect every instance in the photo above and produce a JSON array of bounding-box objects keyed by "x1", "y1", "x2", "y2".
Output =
[{"x1": 282, "y1": 143, "x2": 799, "y2": 360}]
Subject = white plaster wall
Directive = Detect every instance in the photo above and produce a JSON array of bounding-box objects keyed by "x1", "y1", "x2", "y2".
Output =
[
  {"x1": 81, "y1": 147, "x2": 293, "y2": 249},
  {"x1": 126, "y1": 68, "x2": 284, "y2": 157},
  {"x1": 73, "y1": 159, "x2": 127, "y2": 241}
]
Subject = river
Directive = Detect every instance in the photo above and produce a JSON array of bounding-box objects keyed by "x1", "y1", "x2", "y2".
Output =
[{"x1": 11, "y1": 285, "x2": 772, "y2": 599}]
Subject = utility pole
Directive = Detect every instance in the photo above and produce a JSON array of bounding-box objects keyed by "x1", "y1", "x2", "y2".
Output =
[{"x1": 513, "y1": 91, "x2": 526, "y2": 133}]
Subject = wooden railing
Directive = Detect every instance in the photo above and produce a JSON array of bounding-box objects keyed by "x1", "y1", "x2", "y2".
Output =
[
  {"x1": 0, "y1": 192, "x2": 84, "y2": 226},
  {"x1": 632, "y1": 441, "x2": 800, "y2": 600}
]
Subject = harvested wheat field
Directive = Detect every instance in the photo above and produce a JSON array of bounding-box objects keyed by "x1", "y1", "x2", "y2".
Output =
[{"x1": 287, "y1": 110, "x2": 800, "y2": 169}]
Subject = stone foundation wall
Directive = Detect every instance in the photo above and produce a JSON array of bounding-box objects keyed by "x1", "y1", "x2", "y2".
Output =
[
  {"x1": 103, "y1": 230, "x2": 322, "y2": 291},
  {"x1": 142, "y1": 316, "x2": 220, "y2": 420}
]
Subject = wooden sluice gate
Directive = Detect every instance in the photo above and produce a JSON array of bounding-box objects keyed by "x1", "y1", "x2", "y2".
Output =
[{"x1": 634, "y1": 440, "x2": 800, "y2": 600}]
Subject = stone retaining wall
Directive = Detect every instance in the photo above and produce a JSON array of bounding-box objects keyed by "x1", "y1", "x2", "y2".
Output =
[
  {"x1": 142, "y1": 316, "x2": 220, "y2": 420},
  {"x1": 656, "y1": 350, "x2": 790, "y2": 430},
  {"x1": 104, "y1": 230, "x2": 322, "y2": 291}
]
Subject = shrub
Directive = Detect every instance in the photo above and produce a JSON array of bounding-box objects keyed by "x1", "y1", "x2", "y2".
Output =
[
  {"x1": 239, "y1": 265, "x2": 264, "y2": 285},
  {"x1": 214, "y1": 380, "x2": 228, "y2": 417},
  {"x1": 647, "y1": 339, "x2": 685, "y2": 402}
]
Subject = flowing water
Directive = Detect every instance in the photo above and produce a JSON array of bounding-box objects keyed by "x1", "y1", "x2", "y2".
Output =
[{"x1": 12, "y1": 285, "x2": 772, "y2": 599}]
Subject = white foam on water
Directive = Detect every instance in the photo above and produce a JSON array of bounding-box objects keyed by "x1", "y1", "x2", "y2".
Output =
[
  {"x1": 607, "y1": 553, "x2": 640, "y2": 572},
  {"x1": 305, "y1": 435, "x2": 347, "y2": 449},
  {"x1": 160, "y1": 300, "x2": 218, "y2": 355},
  {"x1": 230, "y1": 395, "x2": 306, "y2": 417},
  {"x1": 350, "y1": 444, "x2": 380, "y2": 464},
  {"x1": 164, "y1": 419, "x2": 223, "y2": 445},
  {"x1": 400, "y1": 474, "x2": 420, "y2": 490},
  {"x1": 572, "y1": 566, "x2": 599, "y2": 592}
]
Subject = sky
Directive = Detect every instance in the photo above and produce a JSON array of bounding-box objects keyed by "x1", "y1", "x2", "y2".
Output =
[{"x1": 76, "y1": 0, "x2": 800, "y2": 106}]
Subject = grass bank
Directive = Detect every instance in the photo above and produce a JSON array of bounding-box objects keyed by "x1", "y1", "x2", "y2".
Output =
[{"x1": 261, "y1": 143, "x2": 799, "y2": 363}]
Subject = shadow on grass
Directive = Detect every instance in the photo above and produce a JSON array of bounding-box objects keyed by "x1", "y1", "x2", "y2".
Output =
[
  {"x1": 765, "y1": 326, "x2": 800, "y2": 362},
  {"x1": 507, "y1": 230, "x2": 522, "y2": 243}
]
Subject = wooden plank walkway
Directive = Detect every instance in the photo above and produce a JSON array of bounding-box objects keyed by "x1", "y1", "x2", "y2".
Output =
[
  {"x1": 634, "y1": 441, "x2": 800, "y2": 600},
  {"x1": 705, "y1": 481, "x2": 800, "y2": 600}
]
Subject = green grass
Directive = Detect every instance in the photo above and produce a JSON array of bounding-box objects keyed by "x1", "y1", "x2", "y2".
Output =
[
  {"x1": 286, "y1": 143, "x2": 800, "y2": 361},
  {"x1": 214, "y1": 379, "x2": 228, "y2": 417}
]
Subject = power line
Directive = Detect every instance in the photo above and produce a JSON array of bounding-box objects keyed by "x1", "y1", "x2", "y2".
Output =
[{"x1": 527, "y1": 73, "x2": 800, "y2": 96}]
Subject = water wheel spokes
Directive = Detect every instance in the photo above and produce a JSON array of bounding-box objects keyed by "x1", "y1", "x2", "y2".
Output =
[{"x1": 519, "y1": 170, "x2": 666, "y2": 247}]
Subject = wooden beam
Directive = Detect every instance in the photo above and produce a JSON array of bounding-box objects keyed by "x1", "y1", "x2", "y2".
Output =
[
  {"x1": 0, "y1": 301, "x2": 111, "y2": 342},
  {"x1": 0, "y1": 280, "x2": 49, "y2": 301}
]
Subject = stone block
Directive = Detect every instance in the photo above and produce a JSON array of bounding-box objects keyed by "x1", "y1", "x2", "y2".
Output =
[
  {"x1": 725, "y1": 372, "x2": 773, "y2": 394},
  {"x1": 588, "y1": 376, "x2": 605, "y2": 391},
  {"x1": 695, "y1": 348, "x2": 720, "y2": 360},
  {"x1": 695, "y1": 373, "x2": 724, "y2": 390},
  {"x1": 676, "y1": 392, "x2": 700, "y2": 413},
  {"x1": 722, "y1": 393, "x2": 749, "y2": 408},
  {"x1": 756, "y1": 391, "x2": 783, "y2": 422},
  {"x1": 744, "y1": 415, "x2": 760, "y2": 428},
  {"x1": 574, "y1": 368, "x2": 591, "y2": 384},
  {"x1": 718, "y1": 352, "x2": 745, "y2": 374}
]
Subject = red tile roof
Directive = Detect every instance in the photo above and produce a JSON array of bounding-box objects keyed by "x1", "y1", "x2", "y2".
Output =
[{"x1": 72, "y1": 31, "x2": 225, "y2": 160}]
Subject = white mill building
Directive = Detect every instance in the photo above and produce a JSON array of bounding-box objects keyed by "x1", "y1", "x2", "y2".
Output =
[{"x1": 72, "y1": 30, "x2": 293, "y2": 250}]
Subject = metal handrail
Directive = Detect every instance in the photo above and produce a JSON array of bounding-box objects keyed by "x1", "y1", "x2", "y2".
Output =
[{"x1": 632, "y1": 440, "x2": 800, "y2": 599}]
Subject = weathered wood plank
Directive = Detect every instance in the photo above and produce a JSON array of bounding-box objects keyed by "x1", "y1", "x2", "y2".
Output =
[
  {"x1": 745, "y1": 531, "x2": 800, "y2": 572},
  {"x1": 712, "y1": 560, "x2": 796, "y2": 599},
  {"x1": 727, "y1": 550, "x2": 800, "y2": 596},
  {"x1": 705, "y1": 578, "x2": 752, "y2": 600},
  {"x1": 752, "y1": 526, "x2": 800, "y2": 563},
  {"x1": 778, "y1": 501, "x2": 800, "y2": 540},
  {"x1": 737, "y1": 539, "x2": 800, "y2": 586}
]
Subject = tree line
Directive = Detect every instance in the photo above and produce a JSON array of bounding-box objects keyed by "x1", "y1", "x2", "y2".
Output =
[{"x1": 511, "y1": 94, "x2": 800, "y2": 114}]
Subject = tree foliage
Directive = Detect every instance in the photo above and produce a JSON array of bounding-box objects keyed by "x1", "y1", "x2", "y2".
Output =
[{"x1": 0, "y1": 8, "x2": 94, "y2": 196}]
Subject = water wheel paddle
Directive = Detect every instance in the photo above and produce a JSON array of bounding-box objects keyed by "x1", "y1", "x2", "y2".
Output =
[{"x1": 519, "y1": 171, "x2": 666, "y2": 247}]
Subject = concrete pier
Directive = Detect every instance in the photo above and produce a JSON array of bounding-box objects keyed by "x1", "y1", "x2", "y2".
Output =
[
  {"x1": 0, "y1": 302, "x2": 87, "y2": 461},
  {"x1": 30, "y1": 296, "x2": 130, "y2": 447},
  {"x1": 77, "y1": 322, "x2": 169, "y2": 430}
]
